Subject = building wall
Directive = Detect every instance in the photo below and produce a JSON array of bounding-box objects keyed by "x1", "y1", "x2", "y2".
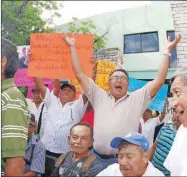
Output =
[
  {"x1": 57, "y1": 2, "x2": 175, "y2": 72},
  {"x1": 170, "y1": 1, "x2": 187, "y2": 68}
]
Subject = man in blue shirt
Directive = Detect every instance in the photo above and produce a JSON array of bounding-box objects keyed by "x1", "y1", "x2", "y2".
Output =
[
  {"x1": 24, "y1": 114, "x2": 45, "y2": 177},
  {"x1": 149, "y1": 107, "x2": 182, "y2": 176}
]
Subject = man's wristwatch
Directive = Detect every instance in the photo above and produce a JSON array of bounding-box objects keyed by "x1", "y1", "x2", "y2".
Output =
[{"x1": 164, "y1": 51, "x2": 172, "y2": 57}]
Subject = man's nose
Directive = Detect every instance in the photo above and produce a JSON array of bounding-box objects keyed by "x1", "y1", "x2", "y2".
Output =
[
  {"x1": 120, "y1": 156, "x2": 129, "y2": 166},
  {"x1": 76, "y1": 137, "x2": 81, "y2": 144}
]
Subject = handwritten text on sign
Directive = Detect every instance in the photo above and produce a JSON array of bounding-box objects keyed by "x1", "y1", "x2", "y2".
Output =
[
  {"x1": 128, "y1": 78, "x2": 168, "y2": 112},
  {"x1": 14, "y1": 69, "x2": 52, "y2": 86},
  {"x1": 95, "y1": 60, "x2": 116, "y2": 91},
  {"x1": 28, "y1": 33, "x2": 94, "y2": 79}
]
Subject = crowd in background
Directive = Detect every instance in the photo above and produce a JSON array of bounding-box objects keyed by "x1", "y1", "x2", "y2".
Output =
[{"x1": 1, "y1": 33, "x2": 187, "y2": 177}]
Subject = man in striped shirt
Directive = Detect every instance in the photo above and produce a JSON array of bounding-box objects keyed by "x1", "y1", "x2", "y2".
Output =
[
  {"x1": 149, "y1": 107, "x2": 182, "y2": 176},
  {"x1": 1, "y1": 38, "x2": 31, "y2": 176}
]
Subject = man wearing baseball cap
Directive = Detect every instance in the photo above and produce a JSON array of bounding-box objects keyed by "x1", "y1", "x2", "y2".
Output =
[{"x1": 97, "y1": 133, "x2": 164, "y2": 176}]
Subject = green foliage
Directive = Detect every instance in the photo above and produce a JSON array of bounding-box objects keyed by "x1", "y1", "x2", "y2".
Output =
[
  {"x1": 2, "y1": 1, "x2": 62, "y2": 45},
  {"x1": 67, "y1": 17, "x2": 108, "y2": 50}
]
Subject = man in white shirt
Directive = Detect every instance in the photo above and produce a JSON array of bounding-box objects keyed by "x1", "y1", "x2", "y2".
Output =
[
  {"x1": 34, "y1": 77, "x2": 88, "y2": 176},
  {"x1": 63, "y1": 33, "x2": 181, "y2": 168},
  {"x1": 164, "y1": 67, "x2": 187, "y2": 176},
  {"x1": 140, "y1": 106, "x2": 166, "y2": 147},
  {"x1": 26, "y1": 86, "x2": 46, "y2": 136},
  {"x1": 97, "y1": 133, "x2": 164, "y2": 176}
]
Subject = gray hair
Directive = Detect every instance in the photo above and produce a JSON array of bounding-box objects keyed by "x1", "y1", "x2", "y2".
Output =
[{"x1": 171, "y1": 67, "x2": 187, "y2": 85}]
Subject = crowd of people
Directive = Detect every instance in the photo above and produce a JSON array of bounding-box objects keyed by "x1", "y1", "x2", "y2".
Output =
[{"x1": 1, "y1": 32, "x2": 187, "y2": 177}]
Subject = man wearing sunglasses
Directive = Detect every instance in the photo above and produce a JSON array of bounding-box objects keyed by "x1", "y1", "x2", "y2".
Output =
[{"x1": 63, "y1": 33, "x2": 181, "y2": 168}]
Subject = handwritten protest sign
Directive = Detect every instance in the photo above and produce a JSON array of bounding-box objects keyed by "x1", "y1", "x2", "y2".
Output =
[
  {"x1": 128, "y1": 78, "x2": 168, "y2": 112},
  {"x1": 28, "y1": 33, "x2": 93, "y2": 79},
  {"x1": 14, "y1": 69, "x2": 52, "y2": 86},
  {"x1": 95, "y1": 60, "x2": 116, "y2": 91}
]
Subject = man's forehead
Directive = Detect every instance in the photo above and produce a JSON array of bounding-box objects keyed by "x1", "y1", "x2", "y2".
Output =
[
  {"x1": 71, "y1": 126, "x2": 91, "y2": 135},
  {"x1": 171, "y1": 76, "x2": 183, "y2": 90},
  {"x1": 111, "y1": 71, "x2": 128, "y2": 77}
]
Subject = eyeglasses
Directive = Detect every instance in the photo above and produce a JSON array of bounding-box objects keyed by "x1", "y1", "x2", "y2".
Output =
[
  {"x1": 110, "y1": 76, "x2": 128, "y2": 82},
  {"x1": 171, "y1": 108, "x2": 184, "y2": 116}
]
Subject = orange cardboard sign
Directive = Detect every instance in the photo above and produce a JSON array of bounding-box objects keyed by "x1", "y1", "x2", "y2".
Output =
[{"x1": 28, "y1": 33, "x2": 94, "y2": 79}]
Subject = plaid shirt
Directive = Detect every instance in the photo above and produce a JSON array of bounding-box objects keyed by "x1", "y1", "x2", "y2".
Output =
[{"x1": 24, "y1": 134, "x2": 45, "y2": 176}]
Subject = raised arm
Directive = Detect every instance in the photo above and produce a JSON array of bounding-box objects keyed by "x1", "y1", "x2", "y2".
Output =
[
  {"x1": 53, "y1": 79, "x2": 61, "y2": 97},
  {"x1": 63, "y1": 34, "x2": 90, "y2": 93},
  {"x1": 148, "y1": 34, "x2": 181, "y2": 98},
  {"x1": 33, "y1": 77, "x2": 46, "y2": 99}
]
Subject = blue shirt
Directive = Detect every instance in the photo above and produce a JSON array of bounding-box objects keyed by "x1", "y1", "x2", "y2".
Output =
[
  {"x1": 152, "y1": 123, "x2": 176, "y2": 176},
  {"x1": 24, "y1": 134, "x2": 46, "y2": 176}
]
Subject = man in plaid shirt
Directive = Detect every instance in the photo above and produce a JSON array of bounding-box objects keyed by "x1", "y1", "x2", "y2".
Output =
[{"x1": 24, "y1": 114, "x2": 45, "y2": 176}]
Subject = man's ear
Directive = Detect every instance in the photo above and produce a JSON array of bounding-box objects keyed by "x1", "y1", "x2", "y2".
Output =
[
  {"x1": 143, "y1": 151, "x2": 149, "y2": 164},
  {"x1": 68, "y1": 136, "x2": 71, "y2": 144},
  {"x1": 89, "y1": 138, "x2": 94, "y2": 148},
  {"x1": 1, "y1": 56, "x2": 7, "y2": 69}
]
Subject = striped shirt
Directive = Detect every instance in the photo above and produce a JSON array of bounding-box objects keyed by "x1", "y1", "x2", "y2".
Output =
[
  {"x1": 1, "y1": 78, "x2": 30, "y2": 172},
  {"x1": 24, "y1": 134, "x2": 45, "y2": 176},
  {"x1": 152, "y1": 123, "x2": 176, "y2": 176},
  {"x1": 41, "y1": 88, "x2": 87, "y2": 153}
]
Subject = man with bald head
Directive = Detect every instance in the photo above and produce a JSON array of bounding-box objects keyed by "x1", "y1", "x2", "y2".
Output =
[{"x1": 164, "y1": 67, "x2": 187, "y2": 176}]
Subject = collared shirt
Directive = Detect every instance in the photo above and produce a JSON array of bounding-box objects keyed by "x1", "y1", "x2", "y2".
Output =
[
  {"x1": 41, "y1": 88, "x2": 87, "y2": 153},
  {"x1": 97, "y1": 162, "x2": 164, "y2": 176},
  {"x1": 1, "y1": 78, "x2": 30, "y2": 172},
  {"x1": 24, "y1": 134, "x2": 45, "y2": 176},
  {"x1": 26, "y1": 99, "x2": 47, "y2": 138},
  {"x1": 140, "y1": 117, "x2": 162, "y2": 147},
  {"x1": 152, "y1": 123, "x2": 176, "y2": 176},
  {"x1": 164, "y1": 125, "x2": 187, "y2": 176},
  {"x1": 26, "y1": 99, "x2": 45, "y2": 123},
  {"x1": 84, "y1": 78, "x2": 151, "y2": 155}
]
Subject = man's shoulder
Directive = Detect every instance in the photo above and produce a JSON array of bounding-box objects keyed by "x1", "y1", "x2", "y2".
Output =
[
  {"x1": 146, "y1": 162, "x2": 164, "y2": 176},
  {"x1": 96, "y1": 163, "x2": 120, "y2": 176},
  {"x1": 2, "y1": 86, "x2": 27, "y2": 103},
  {"x1": 161, "y1": 123, "x2": 174, "y2": 132},
  {"x1": 33, "y1": 135, "x2": 45, "y2": 148}
]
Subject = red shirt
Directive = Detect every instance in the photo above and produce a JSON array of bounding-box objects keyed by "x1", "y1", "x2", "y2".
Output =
[{"x1": 80, "y1": 109, "x2": 94, "y2": 127}]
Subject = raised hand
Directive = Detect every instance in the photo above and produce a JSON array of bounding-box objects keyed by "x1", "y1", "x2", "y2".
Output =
[
  {"x1": 167, "y1": 34, "x2": 181, "y2": 52},
  {"x1": 63, "y1": 33, "x2": 75, "y2": 47}
]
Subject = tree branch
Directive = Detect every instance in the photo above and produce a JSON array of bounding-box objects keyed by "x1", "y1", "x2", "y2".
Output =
[
  {"x1": 17, "y1": 1, "x2": 30, "y2": 18},
  {"x1": 94, "y1": 22, "x2": 118, "y2": 44}
]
